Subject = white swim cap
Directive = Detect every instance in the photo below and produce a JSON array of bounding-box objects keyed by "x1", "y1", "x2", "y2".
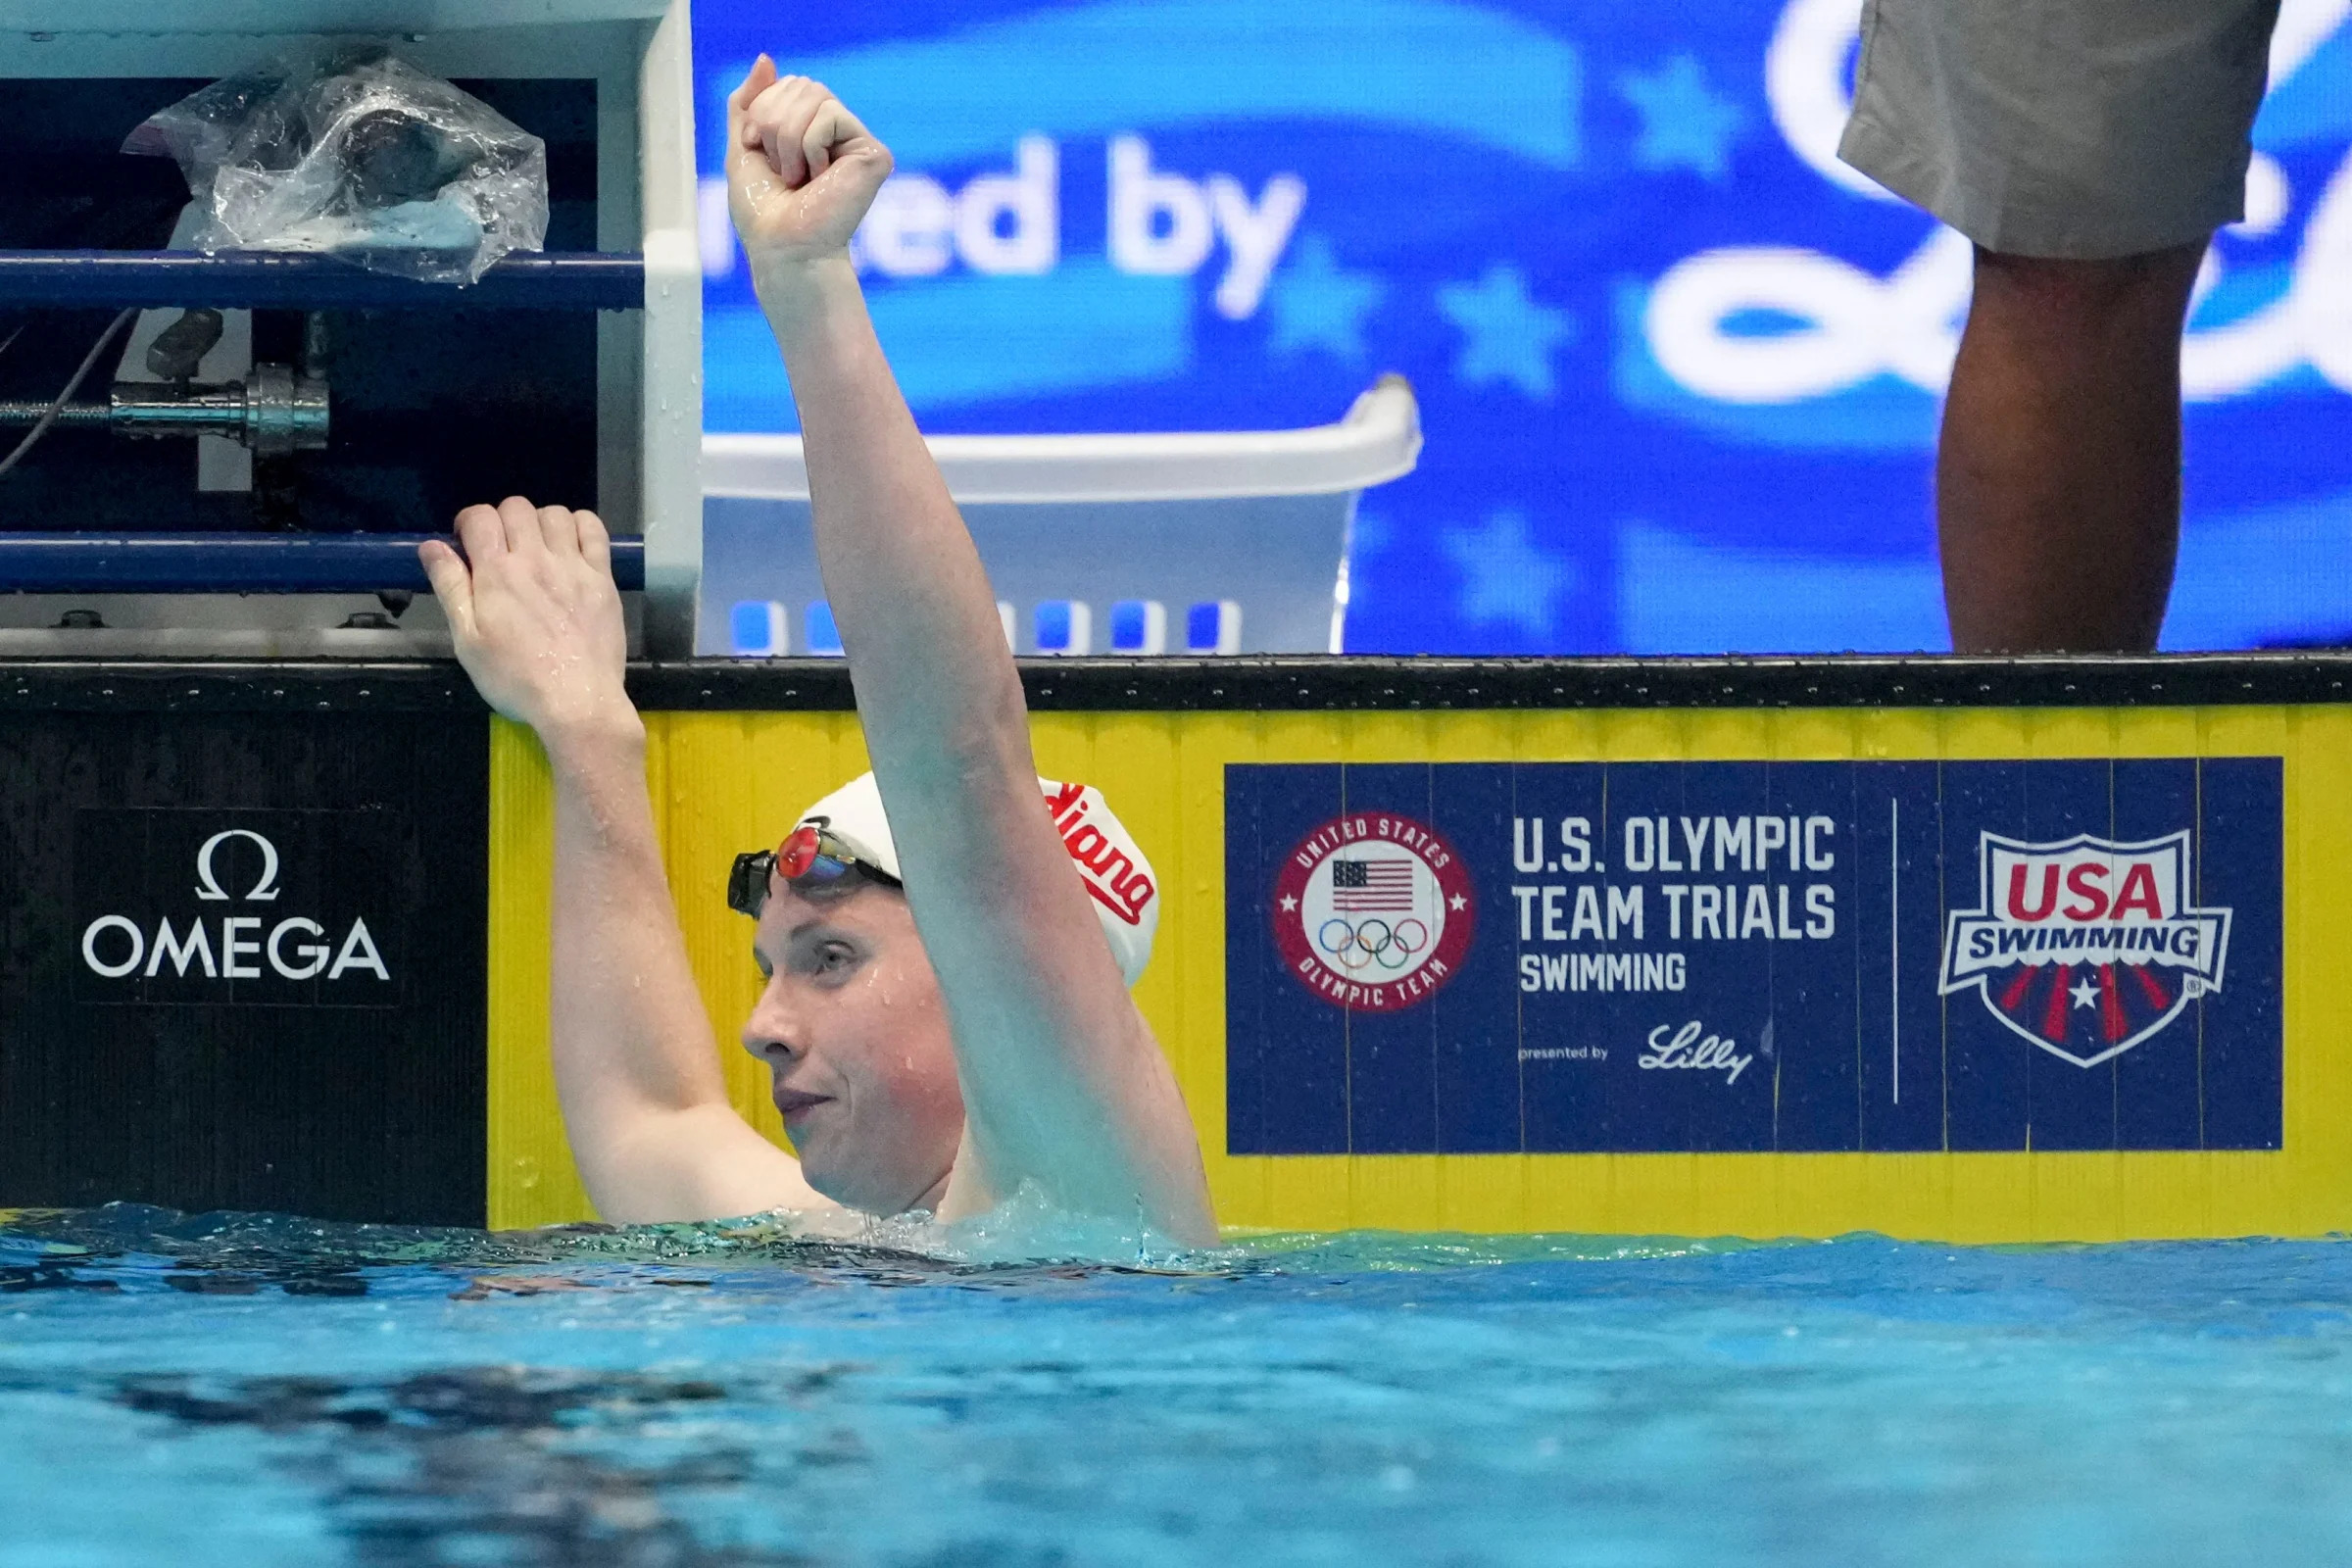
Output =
[{"x1": 793, "y1": 772, "x2": 1160, "y2": 987}]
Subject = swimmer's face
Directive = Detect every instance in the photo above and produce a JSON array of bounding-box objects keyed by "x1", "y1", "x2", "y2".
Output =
[{"x1": 741, "y1": 879, "x2": 963, "y2": 1215}]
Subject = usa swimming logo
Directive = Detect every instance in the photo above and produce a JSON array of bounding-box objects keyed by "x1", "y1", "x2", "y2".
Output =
[
  {"x1": 1937, "y1": 830, "x2": 2231, "y2": 1068},
  {"x1": 1272, "y1": 811, "x2": 1475, "y2": 1012}
]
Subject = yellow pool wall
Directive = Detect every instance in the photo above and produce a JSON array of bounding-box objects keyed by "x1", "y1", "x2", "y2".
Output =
[{"x1": 487, "y1": 702, "x2": 2352, "y2": 1242}]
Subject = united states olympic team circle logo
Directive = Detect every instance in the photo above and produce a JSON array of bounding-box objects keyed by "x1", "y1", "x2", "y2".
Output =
[{"x1": 1273, "y1": 811, "x2": 1475, "y2": 1012}]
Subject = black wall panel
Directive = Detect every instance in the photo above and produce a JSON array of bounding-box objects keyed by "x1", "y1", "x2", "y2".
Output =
[{"x1": 0, "y1": 694, "x2": 486, "y2": 1225}]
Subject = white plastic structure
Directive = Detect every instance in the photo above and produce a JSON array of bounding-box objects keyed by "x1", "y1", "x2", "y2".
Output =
[
  {"x1": 0, "y1": 0, "x2": 703, "y2": 657},
  {"x1": 701, "y1": 375, "x2": 1422, "y2": 657}
]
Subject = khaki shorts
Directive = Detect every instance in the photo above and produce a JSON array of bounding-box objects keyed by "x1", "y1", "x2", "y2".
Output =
[{"x1": 1838, "y1": 0, "x2": 2281, "y2": 259}]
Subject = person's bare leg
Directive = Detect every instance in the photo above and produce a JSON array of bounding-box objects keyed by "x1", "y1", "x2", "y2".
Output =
[{"x1": 1937, "y1": 241, "x2": 2206, "y2": 653}]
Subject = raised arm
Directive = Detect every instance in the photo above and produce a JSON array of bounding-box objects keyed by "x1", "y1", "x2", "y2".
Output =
[
  {"x1": 729, "y1": 62, "x2": 1214, "y2": 1244},
  {"x1": 420, "y1": 499, "x2": 830, "y2": 1225}
]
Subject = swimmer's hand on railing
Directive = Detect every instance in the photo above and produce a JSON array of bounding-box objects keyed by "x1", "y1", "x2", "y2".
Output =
[
  {"x1": 417, "y1": 497, "x2": 636, "y2": 748},
  {"x1": 726, "y1": 57, "x2": 893, "y2": 301}
]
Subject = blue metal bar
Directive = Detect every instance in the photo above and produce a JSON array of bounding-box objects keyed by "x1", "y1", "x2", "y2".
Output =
[
  {"x1": 0, "y1": 251, "x2": 643, "y2": 312},
  {"x1": 0, "y1": 533, "x2": 645, "y2": 593}
]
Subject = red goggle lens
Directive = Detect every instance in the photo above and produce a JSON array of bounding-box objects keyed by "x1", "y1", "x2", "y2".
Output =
[{"x1": 776, "y1": 824, "x2": 823, "y2": 880}]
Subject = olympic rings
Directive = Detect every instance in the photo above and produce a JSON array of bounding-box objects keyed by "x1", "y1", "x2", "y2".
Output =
[{"x1": 1315, "y1": 913, "x2": 1430, "y2": 970}]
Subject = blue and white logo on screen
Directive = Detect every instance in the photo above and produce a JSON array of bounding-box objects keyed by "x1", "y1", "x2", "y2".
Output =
[
  {"x1": 1937, "y1": 831, "x2": 2231, "y2": 1069},
  {"x1": 1642, "y1": 0, "x2": 2352, "y2": 418}
]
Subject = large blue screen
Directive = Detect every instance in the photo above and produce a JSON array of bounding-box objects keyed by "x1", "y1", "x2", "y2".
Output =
[{"x1": 694, "y1": 0, "x2": 2352, "y2": 655}]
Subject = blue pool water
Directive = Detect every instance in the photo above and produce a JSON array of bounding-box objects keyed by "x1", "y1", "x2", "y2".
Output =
[{"x1": 5, "y1": 1206, "x2": 2352, "y2": 1565}]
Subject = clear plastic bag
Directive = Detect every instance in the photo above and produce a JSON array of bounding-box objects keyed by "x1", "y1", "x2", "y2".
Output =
[{"x1": 122, "y1": 43, "x2": 548, "y2": 286}]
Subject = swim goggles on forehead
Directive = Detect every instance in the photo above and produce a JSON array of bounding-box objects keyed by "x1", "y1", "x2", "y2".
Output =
[{"x1": 727, "y1": 821, "x2": 900, "y2": 918}]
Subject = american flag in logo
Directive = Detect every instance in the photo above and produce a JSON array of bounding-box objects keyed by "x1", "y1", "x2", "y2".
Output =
[{"x1": 1331, "y1": 858, "x2": 1415, "y2": 910}]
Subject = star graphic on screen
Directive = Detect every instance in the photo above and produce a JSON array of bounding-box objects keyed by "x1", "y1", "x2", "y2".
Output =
[
  {"x1": 1442, "y1": 511, "x2": 1579, "y2": 638},
  {"x1": 1449, "y1": 894, "x2": 1468, "y2": 911},
  {"x1": 1618, "y1": 54, "x2": 1744, "y2": 181},
  {"x1": 1435, "y1": 265, "x2": 1574, "y2": 400},
  {"x1": 2071, "y1": 978, "x2": 2100, "y2": 1010},
  {"x1": 1280, "y1": 894, "x2": 1299, "y2": 912},
  {"x1": 1265, "y1": 233, "x2": 1387, "y2": 363}
]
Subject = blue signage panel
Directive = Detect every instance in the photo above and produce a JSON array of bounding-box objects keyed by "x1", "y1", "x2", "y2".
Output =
[
  {"x1": 1225, "y1": 758, "x2": 2282, "y2": 1153},
  {"x1": 697, "y1": 2, "x2": 2352, "y2": 654}
]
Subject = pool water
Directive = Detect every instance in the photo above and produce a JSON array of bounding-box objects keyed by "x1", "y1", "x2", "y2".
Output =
[{"x1": 5, "y1": 1206, "x2": 2352, "y2": 1565}]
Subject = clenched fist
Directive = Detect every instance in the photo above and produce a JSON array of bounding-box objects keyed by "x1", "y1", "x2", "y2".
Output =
[{"x1": 727, "y1": 57, "x2": 893, "y2": 292}]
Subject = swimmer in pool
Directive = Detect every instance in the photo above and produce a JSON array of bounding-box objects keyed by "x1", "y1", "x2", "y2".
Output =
[{"x1": 418, "y1": 62, "x2": 1216, "y2": 1248}]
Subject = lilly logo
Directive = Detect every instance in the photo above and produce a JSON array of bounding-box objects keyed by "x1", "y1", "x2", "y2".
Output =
[
  {"x1": 80, "y1": 829, "x2": 389, "y2": 987},
  {"x1": 1937, "y1": 830, "x2": 2231, "y2": 1067},
  {"x1": 1643, "y1": 0, "x2": 2352, "y2": 409}
]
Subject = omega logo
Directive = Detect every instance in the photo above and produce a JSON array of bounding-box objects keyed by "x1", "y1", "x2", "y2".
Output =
[
  {"x1": 194, "y1": 828, "x2": 280, "y2": 903},
  {"x1": 79, "y1": 828, "x2": 389, "y2": 986}
]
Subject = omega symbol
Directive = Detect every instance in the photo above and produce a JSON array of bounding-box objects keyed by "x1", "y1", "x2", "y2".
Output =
[{"x1": 193, "y1": 829, "x2": 281, "y2": 903}]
